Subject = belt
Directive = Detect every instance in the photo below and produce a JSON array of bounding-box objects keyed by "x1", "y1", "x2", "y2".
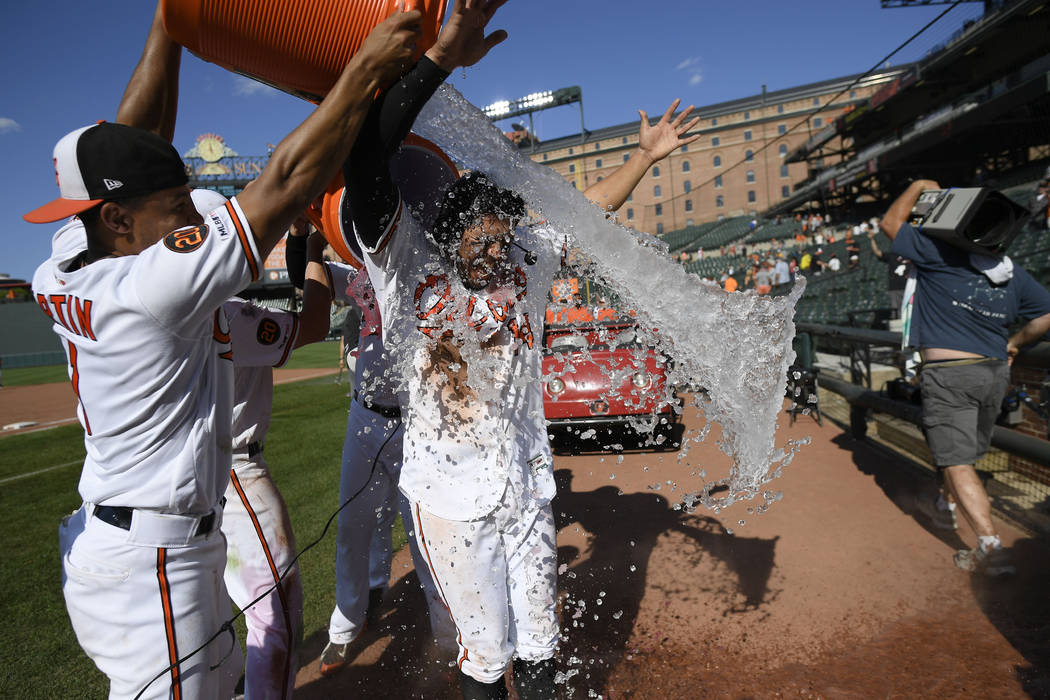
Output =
[
  {"x1": 920, "y1": 356, "x2": 997, "y2": 370},
  {"x1": 93, "y1": 499, "x2": 224, "y2": 539},
  {"x1": 354, "y1": 391, "x2": 401, "y2": 418},
  {"x1": 233, "y1": 441, "x2": 264, "y2": 457}
]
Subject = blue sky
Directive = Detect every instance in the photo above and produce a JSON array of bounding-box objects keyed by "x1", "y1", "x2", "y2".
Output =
[{"x1": 0, "y1": 0, "x2": 983, "y2": 280}]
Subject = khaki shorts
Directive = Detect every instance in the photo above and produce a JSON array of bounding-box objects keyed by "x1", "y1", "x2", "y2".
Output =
[{"x1": 919, "y1": 359, "x2": 1009, "y2": 467}]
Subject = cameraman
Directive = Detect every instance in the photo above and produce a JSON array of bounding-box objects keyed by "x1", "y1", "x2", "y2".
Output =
[{"x1": 880, "y1": 180, "x2": 1050, "y2": 576}]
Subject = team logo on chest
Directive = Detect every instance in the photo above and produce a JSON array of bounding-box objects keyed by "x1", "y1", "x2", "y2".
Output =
[
  {"x1": 164, "y1": 224, "x2": 208, "y2": 253},
  {"x1": 257, "y1": 318, "x2": 281, "y2": 345},
  {"x1": 412, "y1": 266, "x2": 534, "y2": 348}
]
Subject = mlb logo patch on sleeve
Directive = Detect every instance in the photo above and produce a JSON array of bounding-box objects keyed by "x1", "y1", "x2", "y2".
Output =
[{"x1": 164, "y1": 225, "x2": 209, "y2": 253}]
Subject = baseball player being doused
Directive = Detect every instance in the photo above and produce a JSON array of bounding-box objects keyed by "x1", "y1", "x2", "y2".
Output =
[{"x1": 336, "y1": 1, "x2": 700, "y2": 697}]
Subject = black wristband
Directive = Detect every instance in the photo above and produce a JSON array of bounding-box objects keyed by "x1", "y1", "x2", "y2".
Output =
[{"x1": 285, "y1": 234, "x2": 308, "y2": 290}]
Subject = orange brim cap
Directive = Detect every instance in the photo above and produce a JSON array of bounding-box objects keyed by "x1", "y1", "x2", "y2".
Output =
[{"x1": 24, "y1": 196, "x2": 103, "y2": 224}]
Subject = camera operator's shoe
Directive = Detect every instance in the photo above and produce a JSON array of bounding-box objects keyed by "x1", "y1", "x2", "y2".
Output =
[
  {"x1": 916, "y1": 495, "x2": 957, "y2": 531},
  {"x1": 953, "y1": 547, "x2": 1016, "y2": 576}
]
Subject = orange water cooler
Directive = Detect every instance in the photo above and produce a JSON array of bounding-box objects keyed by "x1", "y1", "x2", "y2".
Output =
[
  {"x1": 162, "y1": 0, "x2": 448, "y2": 102},
  {"x1": 161, "y1": 0, "x2": 454, "y2": 265}
]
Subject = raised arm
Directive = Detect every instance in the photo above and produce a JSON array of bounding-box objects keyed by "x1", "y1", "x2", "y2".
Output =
[
  {"x1": 583, "y1": 98, "x2": 701, "y2": 213},
  {"x1": 294, "y1": 231, "x2": 334, "y2": 348},
  {"x1": 346, "y1": 0, "x2": 510, "y2": 250},
  {"x1": 236, "y1": 10, "x2": 423, "y2": 261},
  {"x1": 115, "y1": 3, "x2": 181, "y2": 141},
  {"x1": 879, "y1": 179, "x2": 940, "y2": 241}
]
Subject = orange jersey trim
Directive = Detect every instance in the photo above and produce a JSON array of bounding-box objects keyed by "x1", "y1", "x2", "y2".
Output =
[
  {"x1": 67, "y1": 341, "x2": 92, "y2": 435},
  {"x1": 156, "y1": 548, "x2": 183, "y2": 700},
  {"x1": 225, "y1": 201, "x2": 260, "y2": 281},
  {"x1": 413, "y1": 504, "x2": 468, "y2": 669},
  {"x1": 230, "y1": 470, "x2": 294, "y2": 700},
  {"x1": 275, "y1": 313, "x2": 300, "y2": 368}
]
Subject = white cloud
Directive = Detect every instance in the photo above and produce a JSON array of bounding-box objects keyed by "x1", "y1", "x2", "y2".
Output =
[
  {"x1": 233, "y1": 76, "x2": 279, "y2": 97},
  {"x1": 675, "y1": 57, "x2": 703, "y2": 88},
  {"x1": 0, "y1": 117, "x2": 22, "y2": 134}
]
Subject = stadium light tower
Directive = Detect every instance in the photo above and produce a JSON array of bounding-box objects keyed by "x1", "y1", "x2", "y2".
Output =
[{"x1": 483, "y1": 86, "x2": 585, "y2": 150}]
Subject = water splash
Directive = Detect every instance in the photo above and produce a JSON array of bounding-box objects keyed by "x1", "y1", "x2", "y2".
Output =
[{"x1": 416, "y1": 85, "x2": 805, "y2": 510}]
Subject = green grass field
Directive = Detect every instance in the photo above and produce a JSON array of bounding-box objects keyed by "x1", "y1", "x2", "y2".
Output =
[
  {"x1": 0, "y1": 370, "x2": 403, "y2": 697},
  {"x1": 281, "y1": 338, "x2": 344, "y2": 370},
  {"x1": 2, "y1": 363, "x2": 69, "y2": 387}
]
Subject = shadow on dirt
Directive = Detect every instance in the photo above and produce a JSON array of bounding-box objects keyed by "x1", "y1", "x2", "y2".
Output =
[
  {"x1": 294, "y1": 571, "x2": 459, "y2": 700},
  {"x1": 830, "y1": 432, "x2": 1050, "y2": 698},
  {"x1": 830, "y1": 432, "x2": 970, "y2": 551},
  {"x1": 970, "y1": 536, "x2": 1050, "y2": 699},
  {"x1": 551, "y1": 468, "x2": 779, "y2": 696}
]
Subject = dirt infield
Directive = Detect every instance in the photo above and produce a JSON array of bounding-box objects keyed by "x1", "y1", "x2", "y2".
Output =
[
  {"x1": 0, "y1": 368, "x2": 337, "y2": 436},
  {"x1": 293, "y1": 405, "x2": 1050, "y2": 699},
  {"x1": 7, "y1": 375, "x2": 1046, "y2": 696}
]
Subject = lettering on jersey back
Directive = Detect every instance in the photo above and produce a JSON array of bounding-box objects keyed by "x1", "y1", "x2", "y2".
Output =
[
  {"x1": 256, "y1": 318, "x2": 281, "y2": 346},
  {"x1": 37, "y1": 293, "x2": 96, "y2": 341},
  {"x1": 164, "y1": 224, "x2": 208, "y2": 253}
]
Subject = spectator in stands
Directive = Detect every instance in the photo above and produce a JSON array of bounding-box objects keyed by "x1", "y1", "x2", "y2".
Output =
[
  {"x1": 774, "y1": 254, "x2": 791, "y2": 285},
  {"x1": 846, "y1": 239, "x2": 861, "y2": 270},
  {"x1": 754, "y1": 259, "x2": 775, "y2": 294},
  {"x1": 799, "y1": 250, "x2": 812, "y2": 272},
  {"x1": 788, "y1": 255, "x2": 799, "y2": 277},
  {"x1": 721, "y1": 268, "x2": 739, "y2": 292},
  {"x1": 812, "y1": 247, "x2": 824, "y2": 274},
  {"x1": 826, "y1": 252, "x2": 842, "y2": 272},
  {"x1": 869, "y1": 229, "x2": 911, "y2": 319},
  {"x1": 881, "y1": 179, "x2": 1050, "y2": 577}
]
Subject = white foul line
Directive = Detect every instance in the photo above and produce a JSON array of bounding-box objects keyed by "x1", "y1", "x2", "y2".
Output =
[{"x1": 0, "y1": 460, "x2": 82, "y2": 486}]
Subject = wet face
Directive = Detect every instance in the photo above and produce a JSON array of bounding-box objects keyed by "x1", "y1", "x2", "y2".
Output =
[{"x1": 455, "y1": 213, "x2": 514, "y2": 291}]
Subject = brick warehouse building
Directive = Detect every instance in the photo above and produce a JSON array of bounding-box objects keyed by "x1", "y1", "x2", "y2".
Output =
[{"x1": 520, "y1": 67, "x2": 907, "y2": 237}]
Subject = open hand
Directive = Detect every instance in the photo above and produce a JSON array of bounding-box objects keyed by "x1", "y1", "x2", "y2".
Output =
[
  {"x1": 638, "y1": 98, "x2": 702, "y2": 165},
  {"x1": 357, "y1": 9, "x2": 424, "y2": 86},
  {"x1": 426, "y1": 0, "x2": 510, "y2": 71}
]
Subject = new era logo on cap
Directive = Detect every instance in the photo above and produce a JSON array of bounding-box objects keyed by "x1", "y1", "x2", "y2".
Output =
[{"x1": 24, "y1": 122, "x2": 188, "y2": 224}]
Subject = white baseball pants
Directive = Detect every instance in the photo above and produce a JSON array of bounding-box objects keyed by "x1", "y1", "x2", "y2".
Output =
[
  {"x1": 223, "y1": 456, "x2": 303, "y2": 700},
  {"x1": 410, "y1": 488, "x2": 559, "y2": 684},
  {"x1": 328, "y1": 401, "x2": 455, "y2": 650},
  {"x1": 60, "y1": 504, "x2": 242, "y2": 700}
]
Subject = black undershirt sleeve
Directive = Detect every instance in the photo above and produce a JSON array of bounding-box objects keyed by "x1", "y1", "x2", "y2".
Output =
[
  {"x1": 285, "y1": 233, "x2": 308, "y2": 290},
  {"x1": 343, "y1": 56, "x2": 450, "y2": 250}
]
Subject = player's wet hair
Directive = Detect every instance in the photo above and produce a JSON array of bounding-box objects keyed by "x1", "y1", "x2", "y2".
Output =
[{"x1": 432, "y1": 172, "x2": 526, "y2": 259}]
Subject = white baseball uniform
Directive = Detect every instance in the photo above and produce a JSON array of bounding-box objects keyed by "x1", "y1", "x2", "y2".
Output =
[
  {"x1": 355, "y1": 198, "x2": 561, "y2": 683},
  {"x1": 324, "y1": 261, "x2": 456, "y2": 653},
  {"x1": 222, "y1": 297, "x2": 304, "y2": 700},
  {"x1": 38, "y1": 197, "x2": 260, "y2": 699}
]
